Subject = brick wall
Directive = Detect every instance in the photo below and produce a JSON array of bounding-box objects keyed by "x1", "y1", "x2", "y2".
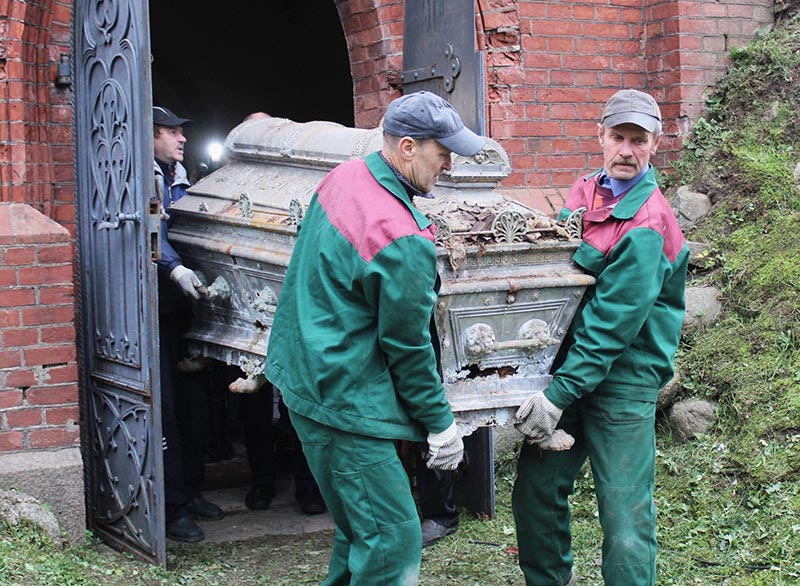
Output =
[
  {"x1": 346, "y1": 0, "x2": 773, "y2": 212},
  {"x1": 0, "y1": 0, "x2": 75, "y2": 233},
  {"x1": 0, "y1": 203, "x2": 79, "y2": 452},
  {"x1": 337, "y1": 0, "x2": 405, "y2": 128}
]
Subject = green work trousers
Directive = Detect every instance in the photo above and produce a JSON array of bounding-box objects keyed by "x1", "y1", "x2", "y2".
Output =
[
  {"x1": 288, "y1": 410, "x2": 422, "y2": 586},
  {"x1": 512, "y1": 392, "x2": 657, "y2": 585}
]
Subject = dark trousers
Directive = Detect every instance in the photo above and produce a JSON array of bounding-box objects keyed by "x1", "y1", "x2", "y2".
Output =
[
  {"x1": 159, "y1": 308, "x2": 209, "y2": 522},
  {"x1": 415, "y1": 446, "x2": 459, "y2": 526}
]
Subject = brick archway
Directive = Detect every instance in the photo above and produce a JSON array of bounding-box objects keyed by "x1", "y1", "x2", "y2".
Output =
[
  {"x1": 0, "y1": 0, "x2": 73, "y2": 228},
  {"x1": 335, "y1": 0, "x2": 406, "y2": 128}
]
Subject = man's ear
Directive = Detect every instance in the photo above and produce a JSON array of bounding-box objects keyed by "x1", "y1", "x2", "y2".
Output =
[
  {"x1": 650, "y1": 132, "x2": 663, "y2": 155},
  {"x1": 398, "y1": 136, "x2": 417, "y2": 160},
  {"x1": 596, "y1": 123, "x2": 605, "y2": 147}
]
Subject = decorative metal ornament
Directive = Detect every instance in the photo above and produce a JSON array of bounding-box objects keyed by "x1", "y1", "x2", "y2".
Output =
[
  {"x1": 288, "y1": 198, "x2": 304, "y2": 226},
  {"x1": 426, "y1": 213, "x2": 451, "y2": 245},
  {"x1": 563, "y1": 206, "x2": 586, "y2": 240},
  {"x1": 492, "y1": 210, "x2": 528, "y2": 243},
  {"x1": 238, "y1": 192, "x2": 253, "y2": 218}
]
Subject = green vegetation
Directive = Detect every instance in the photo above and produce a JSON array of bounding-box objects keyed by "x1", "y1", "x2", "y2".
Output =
[{"x1": 3, "y1": 11, "x2": 800, "y2": 586}]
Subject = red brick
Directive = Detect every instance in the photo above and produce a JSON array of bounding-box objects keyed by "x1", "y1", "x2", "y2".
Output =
[
  {"x1": 44, "y1": 405, "x2": 79, "y2": 426},
  {"x1": 572, "y1": 5, "x2": 597, "y2": 20},
  {"x1": 21, "y1": 305, "x2": 73, "y2": 326},
  {"x1": 0, "y1": 287, "x2": 35, "y2": 307},
  {"x1": 25, "y1": 383, "x2": 78, "y2": 406},
  {"x1": 37, "y1": 243, "x2": 73, "y2": 264},
  {"x1": 0, "y1": 348, "x2": 22, "y2": 369},
  {"x1": 6, "y1": 407, "x2": 43, "y2": 428},
  {"x1": 18, "y1": 264, "x2": 72, "y2": 286},
  {"x1": 23, "y1": 344, "x2": 76, "y2": 366},
  {"x1": 27, "y1": 427, "x2": 80, "y2": 449},
  {"x1": 0, "y1": 431, "x2": 24, "y2": 451},
  {"x1": 39, "y1": 324, "x2": 75, "y2": 344},
  {"x1": 5, "y1": 368, "x2": 37, "y2": 389},
  {"x1": 0, "y1": 268, "x2": 18, "y2": 286},
  {"x1": 42, "y1": 363, "x2": 78, "y2": 385},
  {"x1": 2, "y1": 327, "x2": 38, "y2": 347},
  {"x1": 3, "y1": 246, "x2": 36, "y2": 265},
  {"x1": 38, "y1": 284, "x2": 74, "y2": 305},
  {"x1": 0, "y1": 390, "x2": 24, "y2": 409}
]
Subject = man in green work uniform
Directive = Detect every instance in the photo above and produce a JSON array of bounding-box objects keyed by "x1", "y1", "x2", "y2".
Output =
[
  {"x1": 512, "y1": 89, "x2": 689, "y2": 586},
  {"x1": 265, "y1": 91, "x2": 485, "y2": 585}
]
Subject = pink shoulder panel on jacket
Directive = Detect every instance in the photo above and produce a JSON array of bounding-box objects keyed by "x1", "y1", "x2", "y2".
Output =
[{"x1": 316, "y1": 159, "x2": 435, "y2": 263}]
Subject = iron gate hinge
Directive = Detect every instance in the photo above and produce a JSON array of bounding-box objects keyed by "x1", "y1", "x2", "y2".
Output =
[{"x1": 401, "y1": 43, "x2": 462, "y2": 93}]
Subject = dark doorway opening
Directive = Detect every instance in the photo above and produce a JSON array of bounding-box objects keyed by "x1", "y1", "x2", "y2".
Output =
[{"x1": 149, "y1": 1, "x2": 354, "y2": 177}]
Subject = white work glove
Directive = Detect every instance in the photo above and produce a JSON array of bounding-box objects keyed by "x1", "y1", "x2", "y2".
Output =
[
  {"x1": 425, "y1": 421, "x2": 464, "y2": 471},
  {"x1": 170, "y1": 264, "x2": 204, "y2": 299},
  {"x1": 514, "y1": 392, "x2": 563, "y2": 443},
  {"x1": 229, "y1": 373, "x2": 267, "y2": 394}
]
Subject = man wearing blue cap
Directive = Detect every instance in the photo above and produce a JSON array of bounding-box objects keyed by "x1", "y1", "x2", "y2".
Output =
[
  {"x1": 265, "y1": 91, "x2": 485, "y2": 584},
  {"x1": 512, "y1": 89, "x2": 689, "y2": 585}
]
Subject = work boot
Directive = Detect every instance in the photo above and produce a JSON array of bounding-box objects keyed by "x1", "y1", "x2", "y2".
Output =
[
  {"x1": 166, "y1": 515, "x2": 204, "y2": 543},
  {"x1": 187, "y1": 497, "x2": 225, "y2": 520},
  {"x1": 245, "y1": 485, "x2": 275, "y2": 510},
  {"x1": 421, "y1": 519, "x2": 457, "y2": 547}
]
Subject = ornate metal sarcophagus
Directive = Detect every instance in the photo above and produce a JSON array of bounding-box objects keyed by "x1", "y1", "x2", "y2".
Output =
[{"x1": 167, "y1": 117, "x2": 594, "y2": 434}]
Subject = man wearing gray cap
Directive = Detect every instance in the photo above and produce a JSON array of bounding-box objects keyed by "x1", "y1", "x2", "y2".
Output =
[
  {"x1": 512, "y1": 89, "x2": 689, "y2": 585},
  {"x1": 265, "y1": 91, "x2": 485, "y2": 584}
]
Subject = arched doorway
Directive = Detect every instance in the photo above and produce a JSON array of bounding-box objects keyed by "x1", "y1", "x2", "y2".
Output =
[{"x1": 149, "y1": 1, "x2": 355, "y2": 176}]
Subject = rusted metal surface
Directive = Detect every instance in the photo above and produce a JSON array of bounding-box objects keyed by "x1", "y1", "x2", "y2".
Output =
[{"x1": 168, "y1": 117, "x2": 594, "y2": 434}]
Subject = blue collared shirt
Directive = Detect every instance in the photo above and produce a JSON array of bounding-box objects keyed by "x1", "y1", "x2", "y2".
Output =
[{"x1": 598, "y1": 164, "x2": 651, "y2": 198}]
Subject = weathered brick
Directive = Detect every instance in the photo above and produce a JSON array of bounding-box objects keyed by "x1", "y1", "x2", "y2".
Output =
[
  {"x1": 0, "y1": 348, "x2": 22, "y2": 369},
  {"x1": 0, "y1": 390, "x2": 24, "y2": 409},
  {"x1": 3, "y1": 246, "x2": 35, "y2": 265},
  {"x1": 25, "y1": 383, "x2": 78, "y2": 406},
  {"x1": 41, "y1": 363, "x2": 78, "y2": 385},
  {"x1": 5, "y1": 368, "x2": 37, "y2": 389},
  {"x1": 18, "y1": 264, "x2": 72, "y2": 286},
  {"x1": 6, "y1": 407, "x2": 43, "y2": 428},
  {"x1": 0, "y1": 287, "x2": 35, "y2": 307},
  {"x1": 26, "y1": 426, "x2": 80, "y2": 449},
  {"x1": 23, "y1": 344, "x2": 76, "y2": 366},
  {"x1": 2, "y1": 327, "x2": 38, "y2": 347},
  {"x1": 21, "y1": 305, "x2": 73, "y2": 326},
  {"x1": 37, "y1": 243, "x2": 73, "y2": 264},
  {"x1": 0, "y1": 431, "x2": 24, "y2": 452},
  {"x1": 44, "y1": 405, "x2": 79, "y2": 426}
]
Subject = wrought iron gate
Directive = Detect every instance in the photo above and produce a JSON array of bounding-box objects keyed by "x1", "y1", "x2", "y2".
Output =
[
  {"x1": 74, "y1": 0, "x2": 165, "y2": 564},
  {"x1": 403, "y1": 0, "x2": 494, "y2": 517}
]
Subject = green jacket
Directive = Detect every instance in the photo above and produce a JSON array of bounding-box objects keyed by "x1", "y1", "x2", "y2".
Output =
[
  {"x1": 546, "y1": 167, "x2": 689, "y2": 407},
  {"x1": 265, "y1": 152, "x2": 455, "y2": 441}
]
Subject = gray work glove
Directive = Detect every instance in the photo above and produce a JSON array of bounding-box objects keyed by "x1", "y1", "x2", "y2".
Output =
[
  {"x1": 514, "y1": 391, "x2": 563, "y2": 443},
  {"x1": 425, "y1": 421, "x2": 464, "y2": 471},
  {"x1": 170, "y1": 264, "x2": 204, "y2": 299}
]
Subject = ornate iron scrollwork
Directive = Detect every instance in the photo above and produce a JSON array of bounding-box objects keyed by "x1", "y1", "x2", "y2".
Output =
[
  {"x1": 563, "y1": 206, "x2": 586, "y2": 240},
  {"x1": 426, "y1": 213, "x2": 451, "y2": 245},
  {"x1": 492, "y1": 210, "x2": 528, "y2": 243}
]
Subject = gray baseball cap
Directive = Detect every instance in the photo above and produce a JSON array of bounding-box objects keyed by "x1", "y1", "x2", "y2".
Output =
[
  {"x1": 383, "y1": 91, "x2": 485, "y2": 156},
  {"x1": 601, "y1": 89, "x2": 661, "y2": 132}
]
